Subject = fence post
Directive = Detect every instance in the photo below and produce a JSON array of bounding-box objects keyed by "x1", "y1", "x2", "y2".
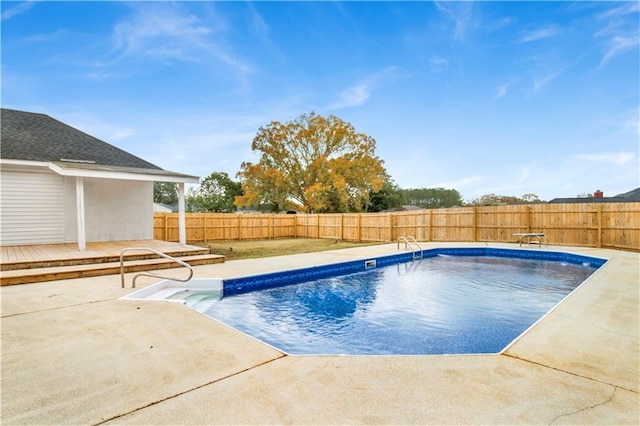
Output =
[
  {"x1": 472, "y1": 207, "x2": 478, "y2": 242},
  {"x1": 268, "y1": 214, "x2": 273, "y2": 239},
  {"x1": 340, "y1": 214, "x2": 344, "y2": 240},
  {"x1": 164, "y1": 213, "x2": 168, "y2": 241},
  {"x1": 389, "y1": 213, "x2": 394, "y2": 242},
  {"x1": 597, "y1": 204, "x2": 603, "y2": 248},
  {"x1": 237, "y1": 215, "x2": 242, "y2": 240},
  {"x1": 428, "y1": 210, "x2": 433, "y2": 242},
  {"x1": 526, "y1": 205, "x2": 531, "y2": 233}
]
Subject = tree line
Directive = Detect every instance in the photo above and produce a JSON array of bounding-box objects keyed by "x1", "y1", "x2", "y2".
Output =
[{"x1": 154, "y1": 112, "x2": 544, "y2": 213}]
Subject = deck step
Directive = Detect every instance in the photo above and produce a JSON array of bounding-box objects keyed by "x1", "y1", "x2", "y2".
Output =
[
  {"x1": 1, "y1": 248, "x2": 212, "y2": 271},
  {"x1": 0, "y1": 254, "x2": 225, "y2": 286}
]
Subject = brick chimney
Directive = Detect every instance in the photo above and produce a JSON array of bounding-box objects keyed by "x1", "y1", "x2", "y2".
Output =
[{"x1": 594, "y1": 190, "x2": 603, "y2": 198}]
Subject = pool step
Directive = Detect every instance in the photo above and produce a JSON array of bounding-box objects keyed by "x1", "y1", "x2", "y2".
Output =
[
  {"x1": 0, "y1": 254, "x2": 225, "y2": 286},
  {"x1": 189, "y1": 295, "x2": 223, "y2": 312}
]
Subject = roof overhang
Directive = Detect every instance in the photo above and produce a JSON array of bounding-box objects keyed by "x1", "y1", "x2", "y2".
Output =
[
  {"x1": 0, "y1": 159, "x2": 200, "y2": 183},
  {"x1": 48, "y1": 162, "x2": 200, "y2": 183}
]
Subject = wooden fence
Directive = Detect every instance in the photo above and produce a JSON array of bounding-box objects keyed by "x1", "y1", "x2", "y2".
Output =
[{"x1": 154, "y1": 202, "x2": 640, "y2": 251}]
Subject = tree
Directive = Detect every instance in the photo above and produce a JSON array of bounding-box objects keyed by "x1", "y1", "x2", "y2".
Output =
[
  {"x1": 469, "y1": 193, "x2": 543, "y2": 206},
  {"x1": 235, "y1": 112, "x2": 386, "y2": 213},
  {"x1": 401, "y1": 187, "x2": 463, "y2": 209},
  {"x1": 367, "y1": 176, "x2": 404, "y2": 212},
  {"x1": 521, "y1": 193, "x2": 543, "y2": 203},
  {"x1": 188, "y1": 172, "x2": 243, "y2": 212},
  {"x1": 153, "y1": 182, "x2": 178, "y2": 205}
]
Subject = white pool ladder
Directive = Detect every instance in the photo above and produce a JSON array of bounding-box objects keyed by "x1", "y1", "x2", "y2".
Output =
[
  {"x1": 120, "y1": 247, "x2": 193, "y2": 288},
  {"x1": 397, "y1": 236, "x2": 423, "y2": 260}
]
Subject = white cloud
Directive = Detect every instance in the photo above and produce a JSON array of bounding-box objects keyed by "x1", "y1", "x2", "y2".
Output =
[
  {"x1": 436, "y1": 175, "x2": 483, "y2": 189},
  {"x1": 326, "y1": 67, "x2": 399, "y2": 110},
  {"x1": 494, "y1": 82, "x2": 509, "y2": 100},
  {"x1": 433, "y1": 1, "x2": 477, "y2": 42},
  {"x1": 573, "y1": 151, "x2": 635, "y2": 166},
  {"x1": 429, "y1": 55, "x2": 449, "y2": 72},
  {"x1": 519, "y1": 25, "x2": 559, "y2": 43},
  {"x1": 328, "y1": 84, "x2": 371, "y2": 110},
  {"x1": 597, "y1": 2, "x2": 640, "y2": 20},
  {"x1": 108, "y1": 4, "x2": 252, "y2": 74},
  {"x1": 246, "y1": 3, "x2": 270, "y2": 44},
  {"x1": 1, "y1": 1, "x2": 39, "y2": 21},
  {"x1": 599, "y1": 36, "x2": 640, "y2": 67},
  {"x1": 494, "y1": 77, "x2": 521, "y2": 100},
  {"x1": 532, "y1": 69, "x2": 563, "y2": 93},
  {"x1": 594, "y1": 2, "x2": 639, "y2": 67},
  {"x1": 112, "y1": 129, "x2": 136, "y2": 140},
  {"x1": 518, "y1": 163, "x2": 535, "y2": 182},
  {"x1": 625, "y1": 110, "x2": 640, "y2": 135},
  {"x1": 112, "y1": 6, "x2": 210, "y2": 55}
]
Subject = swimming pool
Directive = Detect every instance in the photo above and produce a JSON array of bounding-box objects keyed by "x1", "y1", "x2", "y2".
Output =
[{"x1": 125, "y1": 247, "x2": 605, "y2": 356}]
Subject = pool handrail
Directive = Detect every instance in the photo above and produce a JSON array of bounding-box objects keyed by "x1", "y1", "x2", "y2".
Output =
[
  {"x1": 397, "y1": 236, "x2": 423, "y2": 260},
  {"x1": 120, "y1": 247, "x2": 193, "y2": 288}
]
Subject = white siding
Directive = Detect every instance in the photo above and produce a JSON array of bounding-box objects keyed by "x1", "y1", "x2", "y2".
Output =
[
  {"x1": 0, "y1": 167, "x2": 65, "y2": 245},
  {"x1": 2, "y1": 165, "x2": 153, "y2": 246},
  {"x1": 63, "y1": 176, "x2": 78, "y2": 242},
  {"x1": 64, "y1": 178, "x2": 153, "y2": 242}
]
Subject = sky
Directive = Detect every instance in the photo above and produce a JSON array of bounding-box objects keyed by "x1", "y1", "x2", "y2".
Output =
[{"x1": 2, "y1": 1, "x2": 638, "y2": 202}]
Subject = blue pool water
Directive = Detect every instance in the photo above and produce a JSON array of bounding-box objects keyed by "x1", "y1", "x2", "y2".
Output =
[{"x1": 201, "y1": 253, "x2": 600, "y2": 355}]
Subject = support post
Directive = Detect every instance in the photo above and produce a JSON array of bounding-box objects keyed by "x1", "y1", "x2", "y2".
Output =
[
  {"x1": 177, "y1": 183, "x2": 186, "y2": 245},
  {"x1": 75, "y1": 177, "x2": 86, "y2": 251}
]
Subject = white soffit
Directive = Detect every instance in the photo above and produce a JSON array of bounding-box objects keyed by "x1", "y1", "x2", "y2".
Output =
[{"x1": 47, "y1": 161, "x2": 200, "y2": 183}]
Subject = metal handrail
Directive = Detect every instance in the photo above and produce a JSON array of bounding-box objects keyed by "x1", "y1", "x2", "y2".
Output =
[
  {"x1": 120, "y1": 247, "x2": 193, "y2": 288},
  {"x1": 397, "y1": 236, "x2": 423, "y2": 260}
]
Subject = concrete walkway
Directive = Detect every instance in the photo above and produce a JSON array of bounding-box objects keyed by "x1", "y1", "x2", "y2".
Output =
[{"x1": 1, "y1": 243, "x2": 638, "y2": 425}]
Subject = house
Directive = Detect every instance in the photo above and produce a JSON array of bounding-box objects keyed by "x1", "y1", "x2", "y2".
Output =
[
  {"x1": 0, "y1": 108, "x2": 199, "y2": 250},
  {"x1": 548, "y1": 188, "x2": 640, "y2": 204}
]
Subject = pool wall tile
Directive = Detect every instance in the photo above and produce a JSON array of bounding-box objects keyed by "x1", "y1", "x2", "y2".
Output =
[{"x1": 222, "y1": 247, "x2": 606, "y2": 296}]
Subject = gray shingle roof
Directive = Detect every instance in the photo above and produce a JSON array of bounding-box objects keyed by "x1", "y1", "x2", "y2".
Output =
[
  {"x1": 613, "y1": 187, "x2": 640, "y2": 201},
  {"x1": 1, "y1": 108, "x2": 161, "y2": 170},
  {"x1": 548, "y1": 187, "x2": 640, "y2": 203}
]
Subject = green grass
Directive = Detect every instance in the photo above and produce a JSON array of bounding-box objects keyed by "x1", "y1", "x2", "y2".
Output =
[{"x1": 196, "y1": 238, "x2": 382, "y2": 261}]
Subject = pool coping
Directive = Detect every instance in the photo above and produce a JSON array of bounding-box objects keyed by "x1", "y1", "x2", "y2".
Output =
[{"x1": 1, "y1": 242, "x2": 638, "y2": 424}]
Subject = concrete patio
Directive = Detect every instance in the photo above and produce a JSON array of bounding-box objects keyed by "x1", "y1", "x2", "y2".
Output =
[{"x1": 1, "y1": 243, "x2": 638, "y2": 425}]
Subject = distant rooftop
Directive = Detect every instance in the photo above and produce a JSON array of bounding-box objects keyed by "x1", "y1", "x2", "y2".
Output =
[{"x1": 549, "y1": 188, "x2": 640, "y2": 203}]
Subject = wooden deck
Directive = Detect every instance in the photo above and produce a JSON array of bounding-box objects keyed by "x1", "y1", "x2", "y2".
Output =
[
  {"x1": 0, "y1": 240, "x2": 225, "y2": 286},
  {"x1": 1, "y1": 240, "x2": 206, "y2": 266}
]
